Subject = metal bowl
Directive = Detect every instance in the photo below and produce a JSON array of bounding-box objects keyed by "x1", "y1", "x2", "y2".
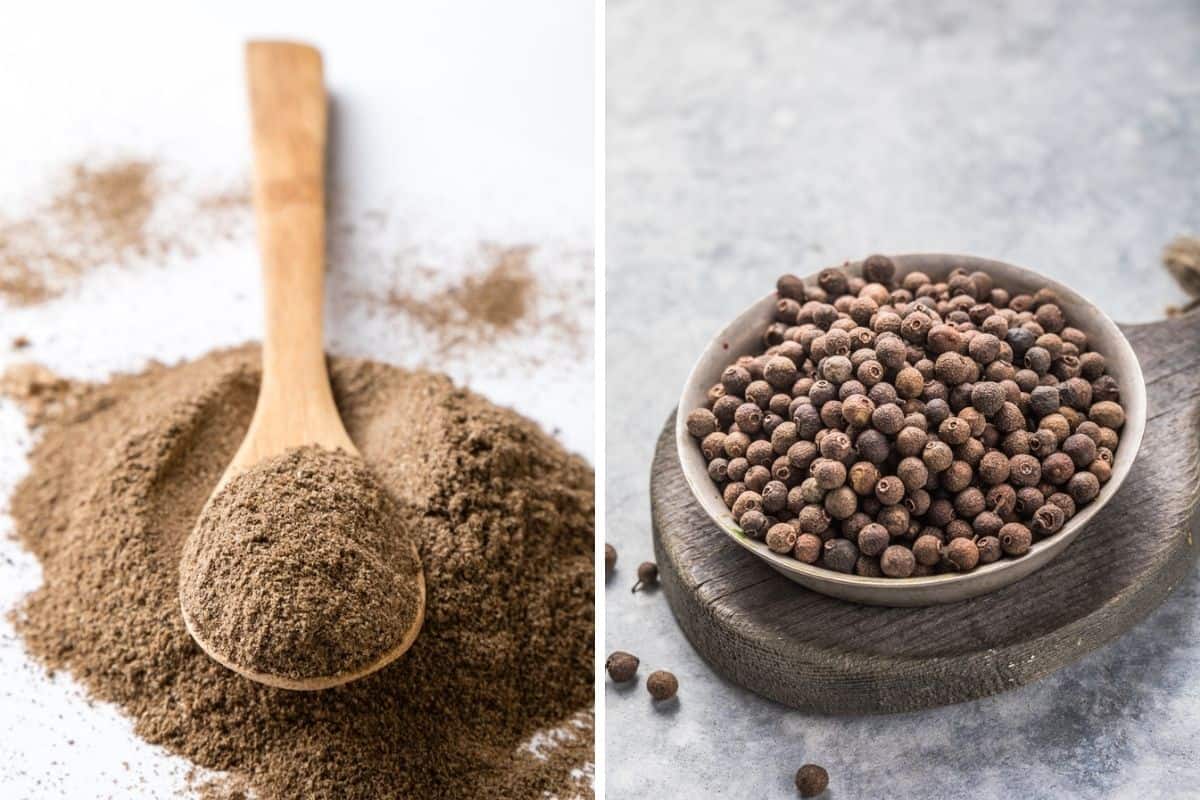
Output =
[{"x1": 674, "y1": 254, "x2": 1147, "y2": 606}]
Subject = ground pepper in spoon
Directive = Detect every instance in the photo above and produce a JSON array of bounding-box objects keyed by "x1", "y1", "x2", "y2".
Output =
[{"x1": 178, "y1": 41, "x2": 424, "y2": 691}]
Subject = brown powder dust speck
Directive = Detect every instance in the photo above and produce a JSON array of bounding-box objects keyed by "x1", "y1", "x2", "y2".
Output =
[
  {"x1": 0, "y1": 159, "x2": 249, "y2": 305},
  {"x1": 4, "y1": 346, "x2": 594, "y2": 799},
  {"x1": 386, "y1": 244, "x2": 538, "y2": 351},
  {"x1": 180, "y1": 446, "x2": 423, "y2": 682},
  {"x1": 361, "y1": 241, "x2": 591, "y2": 368}
]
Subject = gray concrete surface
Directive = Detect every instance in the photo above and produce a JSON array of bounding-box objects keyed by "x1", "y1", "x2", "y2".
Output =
[{"x1": 605, "y1": 1, "x2": 1200, "y2": 797}]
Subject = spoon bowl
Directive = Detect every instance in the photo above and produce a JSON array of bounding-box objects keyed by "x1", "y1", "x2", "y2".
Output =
[{"x1": 179, "y1": 41, "x2": 425, "y2": 689}]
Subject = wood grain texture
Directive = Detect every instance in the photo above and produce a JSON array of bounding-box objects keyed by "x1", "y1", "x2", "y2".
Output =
[
  {"x1": 234, "y1": 41, "x2": 356, "y2": 481},
  {"x1": 651, "y1": 312, "x2": 1200, "y2": 714}
]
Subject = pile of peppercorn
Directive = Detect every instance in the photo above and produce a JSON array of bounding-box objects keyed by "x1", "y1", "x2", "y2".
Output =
[{"x1": 687, "y1": 255, "x2": 1125, "y2": 578}]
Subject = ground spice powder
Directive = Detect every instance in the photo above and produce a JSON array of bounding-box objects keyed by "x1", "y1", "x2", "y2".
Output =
[
  {"x1": 0, "y1": 159, "x2": 248, "y2": 305},
  {"x1": 179, "y1": 446, "x2": 423, "y2": 682},
  {"x1": 4, "y1": 345, "x2": 594, "y2": 798}
]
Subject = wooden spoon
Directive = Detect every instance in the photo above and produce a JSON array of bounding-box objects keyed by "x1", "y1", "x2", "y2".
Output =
[{"x1": 179, "y1": 41, "x2": 425, "y2": 691}]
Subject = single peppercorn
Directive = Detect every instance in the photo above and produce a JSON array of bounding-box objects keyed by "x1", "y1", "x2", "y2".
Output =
[
  {"x1": 877, "y1": 504, "x2": 911, "y2": 538},
  {"x1": 940, "y1": 460, "x2": 974, "y2": 493},
  {"x1": 1032, "y1": 504, "x2": 1066, "y2": 537},
  {"x1": 856, "y1": 429, "x2": 891, "y2": 464},
  {"x1": 1089, "y1": 400, "x2": 1125, "y2": 429},
  {"x1": 646, "y1": 670, "x2": 678, "y2": 702},
  {"x1": 893, "y1": 457, "x2": 927, "y2": 492},
  {"x1": 862, "y1": 254, "x2": 896, "y2": 284},
  {"x1": 699, "y1": 432, "x2": 726, "y2": 461},
  {"x1": 631, "y1": 561, "x2": 659, "y2": 593},
  {"x1": 686, "y1": 408, "x2": 719, "y2": 438},
  {"x1": 1062, "y1": 432, "x2": 1098, "y2": 468},
  {"x1": 880, "y1": 544, "x2": 916, "y2": 578},
  {"x1": 730, "y1": 490, "x2": 763, "y2": 522},
  {"x1": 841, "y1": 393, "x2": 875, "y2": 427},
  {"x1": 874, "y1": 476, "x2": 906, "y2": 506},
  {"x1": 1015, "y1": 486, "x2": 1045, "y2": 517},
  {"x1": 744, "y1": 466, "x2": 770, "y2": 493},
  {"x1": 970, "y1": 381, "x2": 1005, "y2": 416},
  {"x1": 824, "y1": 486, "x2": 859, "y2": 520},
  {"x1": 733, "y1": 402, "x2": 763, "y2": 434},
  {"x1": 795, "y1": 764, "x2": 830, "y2": 798},
  {"x1": 938, "y1": 416, "x2": 971, "y2": 445},
  {"x1": 976, "y1": 536, "x2": 1002, "y2": 563},
  {"x1": 953, "y1": 487, "x2": 986, "y2": 518},
  {"x1": 724, "y1": 430, "x2": 751, "y2": 459},
  {"x1": 721, "y1": 364, "x2": 751, "y2": 395},
  {"x1": 772, "y1": 422, "x2": 800, "y2": 455},
  {"x1": 777, "y1": 273, "x2": 806, "y2": 301},
  {"x1": 978, "y1": 450, "x2": 1010, "y2": 485},
  {"x1": 1008, "y1": 454, "x2": 1041, "y2": 487},
  {"x1": 999, "y1": 522, "x2": 1033, "y2": 556},
  {"x1": 739, "y1": 509, "x2": 768, "y2": 539},
  {"x1": 812, "y1": 458, "x2": 848, "y2": 490},
  {"x1": 605, "y1": 651, "x2": 639, "y2": 683},
  {"x1": 605, "y1": 543, "x2": 617, "y2": 575},
  {"x1": 848, "y1": 461, "x2": 882, "y2": 496},
  {"x1": 945, "y1": 537, "x2": 980, "y2": 571},
  {"x1": 895, "y1": 426, "x2": 928, "y2": 458},
  {"x1": 794, "y1": 533, "x2": 823, "y2": 564},
  {"x1": 766, "y1": 523, "x2": 799, "y2": 554},
  {"x1": 923, "y1": 440, "x2": 954, "y2": 472},
  {"x1": 818, "y1": 430, "x2": 853, "y2": 461},
  {"x1": 1041, "y1": 451, "x2": 1075, "y2": 485},
  {"x1": 913, "y1": 534, "x2": 942, "y2": 566},
  {"x1": 798, "y1": 504, "x2": 832, "y2": 535},
  {"x1": 904, "y1": 488, "x2": 932, "y2": 517},
  {"x1": 1090, "y1": 458, "x2": 1113, "y2": 483},
  {"x1": 822, "y1": 538, "x2": 859, "y2": 574},
  {"x1": 1068, "y1": 471, "x2": 1101, "y2": 504},
  {"x1": 894, "y1": 366, "x2": 924, "y2": 399},
  {"x1": 857, "y1": 522, "x2": 890, "y2": 557}
]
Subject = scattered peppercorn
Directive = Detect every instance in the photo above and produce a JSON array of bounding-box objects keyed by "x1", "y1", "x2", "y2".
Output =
[
  {"x1": 605, "y1": 543, "x2": 617, "y2": 575},
  {"x1": 646, "y1": 670, "x2": 678, "y2": 701},
  {"x1": 631, "y1": 561, "x2": 659, "y2": 593},
  {"x1": 794, "y1": 763, "x2": 830, "y2": 797},
  {"x1": 605, "y1": 651, "x2": 639, "y2": 682},
  {"x1": 687, "y1": 260, "x2": 1124, "y2": 578}
]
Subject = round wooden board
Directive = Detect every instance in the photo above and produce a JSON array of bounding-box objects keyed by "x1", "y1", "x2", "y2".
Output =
[{"x1": 651, "y1": 313, "x2": 1200, "y2": 714}]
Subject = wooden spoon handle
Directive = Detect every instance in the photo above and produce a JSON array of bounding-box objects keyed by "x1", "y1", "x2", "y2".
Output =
[
  {"x1": 245, "y1": 41, "x2": 331, "y2": 416},
  {"x1": 240, "y1": 41, "x2": 353, "y2": 460}
]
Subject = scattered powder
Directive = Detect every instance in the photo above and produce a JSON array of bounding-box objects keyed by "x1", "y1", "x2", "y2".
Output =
[
  {"x1": 179, "y1": 446, "x2": 423, "y2": 682},
  {"x1": 4, "y1": 345, "x2": 594, "y2": 799},
  {"x1": 0, "y1": 158, "x2": 249, "y2": 304},
  {"x1": 382, "y1": 243, "x2": 586, "y2": 359},
  {"x1": 325, "y1": 209, "x2": 593, "y2": 374}
]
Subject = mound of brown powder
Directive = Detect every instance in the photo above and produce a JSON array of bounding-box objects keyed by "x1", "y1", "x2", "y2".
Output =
[
  {"x1": 179, "y1": 446, "x2": 423, "y2": 682},
  {"x1": 4, "y1": 346, "x2": 594, "y2": 798}
]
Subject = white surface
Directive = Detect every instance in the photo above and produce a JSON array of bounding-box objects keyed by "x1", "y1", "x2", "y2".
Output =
[{"x1": 0, "y1": 2, "x2": 593, "y2": 797}]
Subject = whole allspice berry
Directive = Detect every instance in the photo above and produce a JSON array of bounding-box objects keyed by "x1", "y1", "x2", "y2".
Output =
[
  {"x1": 605, "y1": 543, "x2": 617, "y2": 575},
  {"x1": 945, "y1": 537, "x2": 980, "y2": 571},
  {"x1": 880, "y1": 544, "x2": 916, "y2": 578},
  {"x1": 646, "y1": 669, "x2": 679, "y2": 702},
  {"x1": 632, "y1": 561, "x2": 659, "y2": 593},
  {"x1": 795, "y1": 763, "x2": 830, "y2": 797},
  {"x1": 999, "y1": 522, "x2": 1033, "y2": 556},
  {"x1": 605, "y1": 651, "x2": 639, "y2": 682}
]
